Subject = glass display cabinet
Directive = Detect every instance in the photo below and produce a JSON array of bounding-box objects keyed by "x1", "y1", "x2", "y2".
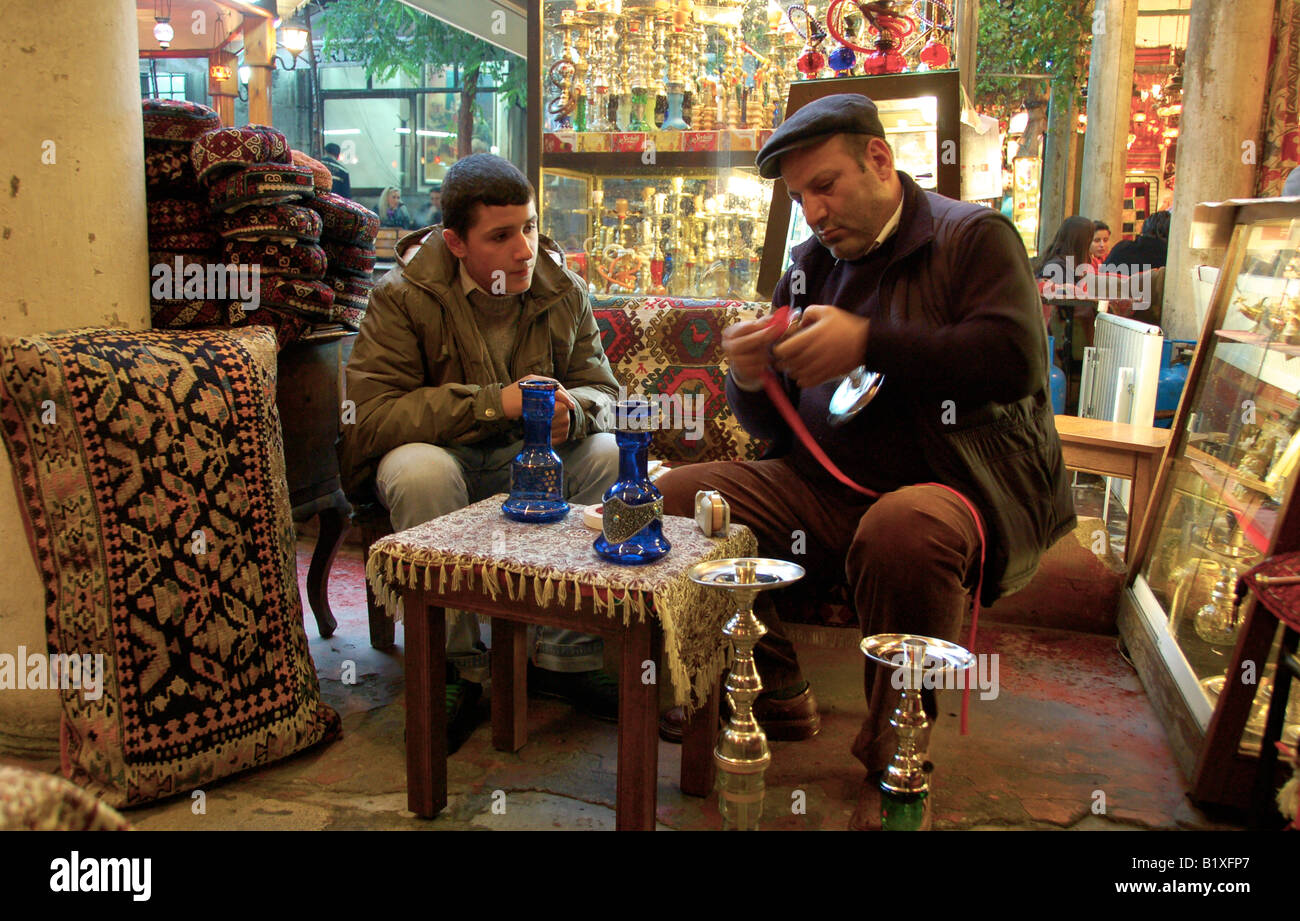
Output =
[
  {"x1": 526, "y1": 2, "x2": 963, "y2": 302},
  {"x1": 1119, "y1": 197, "x2": 1300, "y2": 809}
]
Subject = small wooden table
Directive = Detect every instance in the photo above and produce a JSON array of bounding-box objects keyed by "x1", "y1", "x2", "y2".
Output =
[
  {"x1": 1054, "y1": 414, "x2": 1172, "y2": 561},
  {"x1": 366, "y1": 498, "x2": 756, "y2": 830}
]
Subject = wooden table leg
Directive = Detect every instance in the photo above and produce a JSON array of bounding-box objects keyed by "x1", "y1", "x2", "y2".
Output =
[
  {"x1": 404, "y1": 592, "x2": 447, "y2": 818},
  {"x1": 491, "y1": 618, "x2": 528, "y2": 752},
  {"x1": 1128, "y1": 455, "x2": 1156, "y2": 563},
  {"x1": 616, "y1": 619, "x2": 658, "y2": 831},
  {"x1": 680, "y1": 679, "x2": 720, "y2": 797}
]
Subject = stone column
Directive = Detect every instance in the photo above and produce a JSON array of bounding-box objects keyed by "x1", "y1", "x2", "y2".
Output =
[
  {"x1": 1163, "y1": 0, "x2": 1276, "y2": 340},
  {"x1": 1079, "y1": 0, "x2": 1139, "y2": 237},
  {"x1": 0, "y1": 0, "x2": 150, "y2": 758}
]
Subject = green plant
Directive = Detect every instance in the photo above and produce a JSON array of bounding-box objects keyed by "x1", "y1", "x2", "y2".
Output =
[
  {"x1": 322, "y1": 0, "x2": 525, "y2": 158},
  {"x1": 976, "y1": 0, "x2": 1094, "y2": 123}
]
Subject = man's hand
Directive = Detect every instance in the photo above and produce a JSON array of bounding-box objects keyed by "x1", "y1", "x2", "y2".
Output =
[
  {"x1": 501, "y1": 374, "x2": 577, "y2": 443},
  {"x1": 722, "y1": 315, "x2": 784, "y2": 387},
  {"x1": 770, "y1": 304, "x2": 870, "y2": 388}
]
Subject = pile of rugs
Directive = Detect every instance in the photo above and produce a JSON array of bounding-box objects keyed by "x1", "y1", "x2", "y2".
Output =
[{"x1": 142, "y1": 99, "x2": 379, "y2": 346}]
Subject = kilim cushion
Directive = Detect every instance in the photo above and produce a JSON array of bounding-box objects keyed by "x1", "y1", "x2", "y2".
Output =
[
  {"x1": 0, "y1": 766, "x2": 131, "y2": 830},
  {"x1": 258, "y1": 276, "x2": 335, "y2": 321},
  {"x1": 322, "y1": 241, "x2": 376, "y2": 277},
  {"x1": 216, "y1": 203, "x2": 323, "y2": 244},
  {"x1": 147, "y1": 229, "x2": 218, "y2": 253},
  {"x1": 241, "y1": 305, "x2": 313, "y2": 349},
  {"x1": 142, "y1": 98, "x2": 220, "y2": 143},
  {"x1": 590, "y1": 295, "x2": 767, "y2": 465},
  {"x1": 311, "y1": 192, "x2": 380, "y2": 247},
  {"x1": 325, "y1": 274, "x2": 372, "y2": 330},
  {"x1": 206, "y1": 164, "x2": 315, "y2": 213},
  {"x1": 147, "y1": 198, "x2": 208, "y2": 234},
  {"x1": 144, "y1": 143, "x2": 200, "y2": 194},
  {"x1": 291, "y1": 149, "x2": 333, "y2": 193},
  {"x1": 222, "y1": 240, "x2": 328, "y2": 280},
  {"x1": 191, "y1": 124, "x2": 292, "y2": 183},
  {"x1": 0, "y1": 326, "x2": 341, "y2": 807}
]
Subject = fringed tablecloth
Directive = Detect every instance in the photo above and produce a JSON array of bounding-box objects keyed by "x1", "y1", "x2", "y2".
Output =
[{"x1": 366, "y1": 496, "x2": 757, "y2": 710}]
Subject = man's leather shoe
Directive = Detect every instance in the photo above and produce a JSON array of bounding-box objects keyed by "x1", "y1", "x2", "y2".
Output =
[{"x1": 658, "y1": 684, "x2": 821, "y2": 743}]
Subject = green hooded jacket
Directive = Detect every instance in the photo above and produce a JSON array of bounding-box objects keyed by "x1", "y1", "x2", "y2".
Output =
[{"x1": 338, "y1": 227, "x2": 619, "y2": 497}]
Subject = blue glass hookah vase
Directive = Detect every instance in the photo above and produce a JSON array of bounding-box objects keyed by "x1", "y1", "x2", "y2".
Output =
[
  {"x1": 594, "y1": 400, "x2": 671, "y2": 564},
  {"x1": 501, "y1": 380, "x2": 569, "y2": 523}
]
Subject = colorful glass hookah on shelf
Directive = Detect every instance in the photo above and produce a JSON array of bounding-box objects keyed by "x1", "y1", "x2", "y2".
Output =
[
  {"x1": 825, "y1": 0, "x2": 916, "y2": 75},
  {"x1": 786, "y1": 2, "x2": 830, "y2": 79}
]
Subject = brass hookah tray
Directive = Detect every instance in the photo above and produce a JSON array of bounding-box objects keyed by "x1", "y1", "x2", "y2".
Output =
[
  {"x1": 860, "y1": 633, "x2": 976, "y2": 673},
  {"x1": 687, "y1": 558, "x2": 805, "y2": 588}
]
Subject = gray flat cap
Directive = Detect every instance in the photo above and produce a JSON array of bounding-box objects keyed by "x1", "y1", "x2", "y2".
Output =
[{"x1": 755, "y1": 93, "x2": 887, "y2": 179}]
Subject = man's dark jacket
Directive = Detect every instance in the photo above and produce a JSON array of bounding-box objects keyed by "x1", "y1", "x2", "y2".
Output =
[
  {"x1": 322, "y1": 155, "x2": 352, "y2": 200},
  {"x1": 732, "y1": 172, "x2": 1075, "y2": 604}
]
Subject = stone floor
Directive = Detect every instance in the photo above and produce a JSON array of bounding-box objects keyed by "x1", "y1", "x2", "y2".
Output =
[{"x1": 4, "y1": 478, "x2": 1249, "y2": 831}]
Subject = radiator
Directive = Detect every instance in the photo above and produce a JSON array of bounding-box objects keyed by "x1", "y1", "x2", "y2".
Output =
[
  {"x1": 1076, "y1": 312, "x2": 1164, "y2": 520},
  {"x1": 1077, "y1": 312, "x2": 1164, "y2": 426}
]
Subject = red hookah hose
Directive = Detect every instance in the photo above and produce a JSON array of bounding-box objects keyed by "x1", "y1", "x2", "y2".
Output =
[{"x1": 760, "y1": 305, "x2": 984, "y2": 732}]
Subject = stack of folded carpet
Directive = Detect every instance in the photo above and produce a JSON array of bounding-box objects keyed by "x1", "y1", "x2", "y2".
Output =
[
  {"x1": 142, "y1": 103, "x2": 380, "y2": 343},
  {"x1": 191, "y1": 123, "x2": 324, "y2": 347},
  {"x1": 310, "y1": 191, "x2": 380, "y2": 331},
  {"x1": 142, "y1": 99, "x2": 233, "y2": 329}
]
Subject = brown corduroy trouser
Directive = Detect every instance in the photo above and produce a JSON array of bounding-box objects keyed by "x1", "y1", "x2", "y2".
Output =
[{"x1": 656, "y1": 458, "x2": 983, "y2": 773}]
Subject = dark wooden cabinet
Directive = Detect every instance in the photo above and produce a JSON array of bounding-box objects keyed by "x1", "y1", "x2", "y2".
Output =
[{"x1": 275, "y1": 328, "x2": 356, "y2": 637}]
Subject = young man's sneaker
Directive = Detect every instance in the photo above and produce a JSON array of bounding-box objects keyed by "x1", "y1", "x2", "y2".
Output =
[{"x1": 527, "y1": 663, "x2": 619, "y2": 721}]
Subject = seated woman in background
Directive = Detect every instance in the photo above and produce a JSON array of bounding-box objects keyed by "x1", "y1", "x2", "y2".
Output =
[
  {"x1": 1090, "y1": 220, "x2": 1111, "y2": 269},
  {"x1": 377, "y1": 187, "x2": 413, "y2": 229}
]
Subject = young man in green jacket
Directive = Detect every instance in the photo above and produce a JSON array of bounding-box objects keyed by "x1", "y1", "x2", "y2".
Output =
[{"x1": 340, "y1": 154, "x2": 621, "y2": 734}]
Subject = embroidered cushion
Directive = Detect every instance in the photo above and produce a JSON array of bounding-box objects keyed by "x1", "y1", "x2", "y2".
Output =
[
  {"x1": 258, "y1": 277, "x2": 335, "y2": 321},
  {"x1": 216, "y1": 204, "x2": 323, "y2": 244},
  {"x1": 150, "y1": 297, "x2": 240, "y2": 329},
  {"x1": 206, "y1": 164, "x2": 316, "y2": 213},
  {"x1": 325, "y1": 274, "x2": 372, "y2": 330},
  {"x1": 322, "y1": 241, "x2": 375, "y2": 277},
  {"x1": 0, "y1": 326, "x2": 341, "y2": 807},
  {"x1": 142, "y1": 98, "x2": 220, "y2": 143},
  {"x1": 311, "y1": 192, "x2": 380, "y2": 247},
  {"x1": 191, "y1": 125, "x2": 292, "y2": 183},
  {"x1": 145, "y1": 144, "x2": 200, "y2": 193},
  {"x1": 222, "y1": 240, "x2": 328, "y2": 280},
  {"x1": 291, "y1": 149, "x2": 333, "y2": 194}
]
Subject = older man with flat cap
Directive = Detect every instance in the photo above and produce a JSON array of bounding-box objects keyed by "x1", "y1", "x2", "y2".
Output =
[{"x1": 655, "y1": 93, "x2": 1073, "y2": 825}]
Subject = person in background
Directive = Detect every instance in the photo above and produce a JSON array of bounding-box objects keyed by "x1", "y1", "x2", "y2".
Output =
[
  {"x1": 1103, "y1": 209, "x2": 1171, "y2": 275},
  {"x1": 1090, "y1": 220, "x2": 1111, "y2": 268},
  {"x1": 378, "y1": 187, "x2": 413, "y2": 229},
  {"x1": 414, "y1": 183, "x2": 443, "y2": 227},
  {"x1": 321, "y1": 143, "x2": 351, "y2": 200},
  {"x1": 1035, "y1": 215, "x2": 1103, "y2": 348}
]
